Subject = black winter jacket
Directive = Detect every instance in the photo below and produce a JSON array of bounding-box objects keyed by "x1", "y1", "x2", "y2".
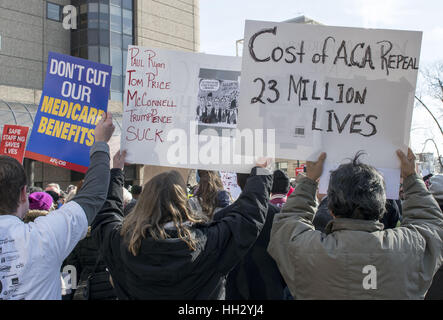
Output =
[
  {"x1": 91, "y1": 167, "x2": 272, "y2": 300},
  {"x1": 214, "y1": 201, "x2": 287, "y2": 300}
]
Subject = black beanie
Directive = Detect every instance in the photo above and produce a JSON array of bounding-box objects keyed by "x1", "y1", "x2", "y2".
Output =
[{"x1": 272, "y1": 170, "x2": 290, "y2": 194}]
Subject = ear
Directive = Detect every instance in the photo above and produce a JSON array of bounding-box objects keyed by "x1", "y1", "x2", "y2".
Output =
[{"x1": 20, "y1": 185, "x2": 28, "y2": 203}]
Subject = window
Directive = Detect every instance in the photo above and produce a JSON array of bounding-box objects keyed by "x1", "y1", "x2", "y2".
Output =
[
  {"x1": 87, "y1": 29, "x2": 99, "y2": 45},
  {"x1": 47, "y1": 2, "x2": 62, "y2": 22},
  {"x1": 99, "y1": 30, "x2": 110, "y2": 46},
  {"x1": 123, "y1": 50, "x2": 128, "y2": 73},
  {"x1": 110, "y1": 5, "x2": 122, "y2": 33},
  {"x1": 99, "y1": 3, "x2": 110, "y2": 29},
  {"x1": 88, "y1": 46, "x2": 100, "y2": 63},
  {"x1": 122, "y1": 0, "x2": 133, "y2": 10},
  {"x1": 88, "y1": 3, "x2": 99, "y2": 29},
  {"x1": 111, "y1": 32, "x2": 122, "y2": 47},
  {"x1": 276, "y1": 162, "x2": 288, "y2": 173},
  {"x1": 110, "y1": 91, "x2": 123, "y2": 101},
  {"x1": 100, "y1": 47, "x2": 110, "y2": 64},
  {"x1": 123, "y1": 34, "x2": 132, "y2": 50},
  {"x1": 111, "y1": 75, "x2": 122, "y2": 91},
  {"x1": 122, "y1": 9, "x2": 132, "y2": 35},
  {"x1": 111, "y1": 48, "x2": 122, "y2": 75}
]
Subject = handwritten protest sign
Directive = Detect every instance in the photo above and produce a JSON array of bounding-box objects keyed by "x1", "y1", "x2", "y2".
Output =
[
  {"x1": 25, "y1": 52, "x2": 112, "y2": 173},
  {"x1": 238, "y1": 21, "x2": 422, "y2": 198},
  {"x1": 122, "y1": 46, "x2": 254, "y2": 172},
  {"x1": 0, "y1": 125, "x2": 29, "y2": 163},
  {"x1": 220, "y1": 171, "x2": 242, "y2": 201}
]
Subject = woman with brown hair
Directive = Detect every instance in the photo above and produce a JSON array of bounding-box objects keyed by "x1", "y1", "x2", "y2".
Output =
[
  {"x1": 189, "y1": 170, "x2": 232, "y2": 220},
  {"x1": 91, "y1": 151, "x2": 272, "y2": 300}
]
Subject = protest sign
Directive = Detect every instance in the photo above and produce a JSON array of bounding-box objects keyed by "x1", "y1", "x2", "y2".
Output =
[
  {"x1": 295, "y1": 165, "x2": 305, "y2": 176},
  {"x1": 122, "y1": 46, "x2": 259, "y2": 172},
  {"x1": 238, "y1": 20, "x2": 422, "y2": 198},
  {"x1": 0, "y1": 125, "x2": 29, "y2": 163},
  {"x1": 25, "y1": 52, "x2": 112, "y2": 173},
  {"x1": 220, "y1": 171, "x2": 242, "y2": 201}
]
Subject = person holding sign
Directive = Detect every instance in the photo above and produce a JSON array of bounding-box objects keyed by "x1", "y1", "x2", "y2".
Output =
[
  {"x1": 0, "y1": 113, "x2": 114, "y2": 300},
  {"x1": 91, "y1": 155, "x2": 272, "y2": 300},
  {"x1": 268, "y1": 149, "x2": 443, "y2": 299}
]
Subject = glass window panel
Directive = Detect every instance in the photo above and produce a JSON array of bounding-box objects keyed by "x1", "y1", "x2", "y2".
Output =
[
  {"x1": 100, "y1": 47, "x2": 110, "y2": 65},
  {"x1": 110, "y1": 91, "x2": 123, "y2": 101},
  {"x1": 47, "y1": 3, "x2": 61, "y2": 21},
  {"x1": 71, "y1": 48, "x2": 80, "y2": 57},
  {"x1": 88, "y1": 3, "x2": 99, "y2": 28},
  {"x1": 99, "y1": 3, "x2": 109, "y2": 29},
  {"x1": 122, "y1": 0, "x2": 132, "y2": 10},
  {"x1": 89, "y1": 3, "x2": 99, "y2": 12},
  {"x1": 111, "y1": 48, "x2": 122, "y2": 75},
  {"x1": 100, "y1": 3, "x2": 109, "y2": 13},
  {"x1": 79, "y1": 47, "x2": 88, "y2": 59},
  {"x1": 122, "y1": 34, "x2": 132, "y2": 49},
  {"x1": 99, "y1": 30, "x2": 110, "y2": 46},
  {"x1": 80, "y1": 13, "x2": 88, "y2": 28},
  {"x1": 110, "y1": 6, "x2": 122, "y2": 33},
  {"x1": 122, "y1": 50, "x2": 128, "y2": 73},
  {"x1": 80, "y1": 3, "x2": 88, "y2": 14},
  {"x1": 78, "y1": 30, "x2": 87, "y2": 47},
  {"x1": 71, "y1": 31, "x2": 79, "y2": 49},
  {"x1": 111, "y1": 75, "x2": 122, "y2": 91},
  {"x1": 122, "y1": 9, "x2": 132, "y2": 35},
  {"x1": 111, "y1": 0, "x2": 122, "y2": 6},
  {"x1": 110, "y1": 32, "x2": 122, "y2": 48},
  {"x1": 88, "y1": 30, "x2": 99, "y2": 45},
  {"x1": 89, "y1": 46, "x2": 100, "y2": 63}
]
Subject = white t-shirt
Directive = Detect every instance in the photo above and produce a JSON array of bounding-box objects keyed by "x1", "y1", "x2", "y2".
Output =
[{"x1": 0, "y1": 201, "x2": 88, "y2": 300}]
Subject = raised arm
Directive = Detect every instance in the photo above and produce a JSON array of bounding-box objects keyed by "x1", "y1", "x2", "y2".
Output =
[
  {"x1": 396, "y1": 149, "x2": 443, "y2": 276},
  {"x1": 72, "y1": 114, "x2": 115, "y2": 225},
  {"x1": 91, "y1": 150, "x2": 127, "y2": 246},
  {"x1": 32, "y1": 113, "x2": 115, "y2": 263},
  {"x1": 203, "y1": 162, "x2": 273, "y2": 275},
  {"x1": 268, "y1": 153, "x2": 326, "y2": 282}
]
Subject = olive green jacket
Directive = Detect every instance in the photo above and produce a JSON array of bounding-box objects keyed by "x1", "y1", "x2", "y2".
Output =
[{"x1": 268, "y1": 173, "x2": 443, "y2": 299}]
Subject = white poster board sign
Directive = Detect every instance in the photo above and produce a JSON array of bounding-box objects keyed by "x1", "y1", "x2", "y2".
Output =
[
  {"x1": 122, "y1": 46, "x2": 262, "y2": 172},
  {"x1": 220, "y1": 171, "x2": 242, "y2": 201},
  {"x1": 238, "y1": 20, "x2": 422, "y2": 199}
]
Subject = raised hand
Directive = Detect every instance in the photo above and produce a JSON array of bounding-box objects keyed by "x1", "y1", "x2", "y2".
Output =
[
  {"x1": 95, "y1": 112, "x2": 115, "y2": 143},
  {"x1": 306, "y1": 152, "x2": 327, "y2": 182},
  {"x1": 396, "y1": 148, "x2": 416, "y2": 178},
  {"x1": 113, "y1": 150, "x2": 127, "y2": 170}
]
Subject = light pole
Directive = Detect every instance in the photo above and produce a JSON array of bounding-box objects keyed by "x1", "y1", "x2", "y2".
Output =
[
  {"x1": 415, "y1": 96, "x2": 443, "y2": 136},
  {"x1": 421, "y1": 138, "x2": 443, "y2": 171}
]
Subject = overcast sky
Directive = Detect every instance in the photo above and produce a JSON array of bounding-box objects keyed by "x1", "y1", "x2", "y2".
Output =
[{"x1": 199, "y1": 0, "x2": 443, "y2": 160}]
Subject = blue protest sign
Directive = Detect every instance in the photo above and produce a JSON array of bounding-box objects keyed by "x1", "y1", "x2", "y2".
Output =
[{"x1": 25, "y1": 52, "x2": 112, "y2": 172}]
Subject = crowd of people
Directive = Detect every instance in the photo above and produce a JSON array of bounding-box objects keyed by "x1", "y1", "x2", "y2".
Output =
[
  {"x1": 196, "y1": 93, "x2": 239, "y2": 125},
  {"x1": 0, "y1": 112, "x2": 442, "y2": 300}
]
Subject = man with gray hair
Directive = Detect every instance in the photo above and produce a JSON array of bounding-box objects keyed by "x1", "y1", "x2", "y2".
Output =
[{"x1": 268, "y1": 149, "x2": 443, "y2": 299}]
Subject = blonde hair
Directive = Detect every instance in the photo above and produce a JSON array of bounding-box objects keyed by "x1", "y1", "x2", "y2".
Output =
[
  {"x1": 195, "y1": 170, "x2": 225, "y2": 219},
  {"x1": 120, "y1": 171, "x2": 208, "y2": 256},
  {"x1": 23, "y1": 210, "x2": 49, "y2": 223}
]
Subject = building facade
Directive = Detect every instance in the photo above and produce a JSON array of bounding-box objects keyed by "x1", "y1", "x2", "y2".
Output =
[{"x1": 0, "y1": 0, "x2": 199, "y2": 189}]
